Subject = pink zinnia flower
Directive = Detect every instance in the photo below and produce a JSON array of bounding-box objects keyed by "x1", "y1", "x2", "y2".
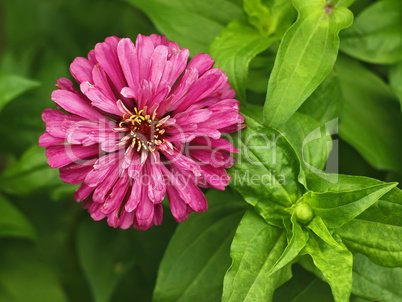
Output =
[{"x1": 39, "y1": 34, "x2": 244, "y2": 230}]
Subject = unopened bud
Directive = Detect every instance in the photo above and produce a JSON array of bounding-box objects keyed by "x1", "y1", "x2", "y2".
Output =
[{"x1": 294, "y1": 203, "x2": 314, "y2": 224}]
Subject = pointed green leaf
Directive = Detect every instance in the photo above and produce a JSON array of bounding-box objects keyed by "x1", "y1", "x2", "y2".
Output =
[
  {"x1": 229, "y1": 115, "x2": 305, "y2": 227},
  {"x1": 305, "y1": 173, "x2": 402, "y2": 265},
  {"x1": 303, "y1": 232, "x2": 353, "y2": 302},
  {"x1": 0, "y1": 194, "x2": 37, "y2": 240},
  {"x1": 0, "y1": 70, "x2": 39, "y2": 112},
  {"x1": 303, "y1": 182, "x2": 397, "y2": 228},
  {"x1": 210, "y1": 21, "x2": 277, "y2": 101},
  {"x1": 222, "y1": 210, "x2": 292, "y2": 302},
  {"x1": 308, "y1": 216, "x2": 340, "y2": 248},
  {"x1": 306, "y1": 171, "x2": 397, "y2": 193},
  {"x1": 124, "y1": 0, "x2": 244, "y2": 54},
  {"x1": 269, "y1": 215, "x2": 309, "y2": 276},
  {"x1": 153, "y1": 189, "x2": 246, "y2": 302},
  {"x1": 263, "y1": 0, "x2": 353, "y2": 128},
  {"x1": 352, "y1": 254, "x2": 402, "y2": 302},
  {"x1": 336, "y1": 217, "x2": 402, "y2": 268},
  {"x1": 389, "y1": 61, "x2": 402, "y2": 111},
  {"x1": 278, "y1": 112, "x2": 333, "y2": 173},
  {"x1": 306, "y1": 172, "x2": 402, "y2": 263},
  {"x1": 0, "y1": 145, "x2": 64, "y2": 196},
  {"x1": 340, "y1": 0, "x2": 402, "y2": 64},
  {"x1": 336, "y1": 55, "x2": 402, "y2": 172},
  {"x1": 335, "y1": 186, "x2": 402, "y2": 267},
  {"x1": 300, "y1": 251, "x2": 402, "y2": 302}
]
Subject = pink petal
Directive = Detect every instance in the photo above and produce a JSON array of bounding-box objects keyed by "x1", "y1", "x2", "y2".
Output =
[
  {"x1": 189, "y1": 148, "x2": 225, "y2": 168},
  {"x1": 59, "y1": 160, "x2": 96, "y2": 184},
  {"x1": 162, "y1": 149, "x2": 201, "y2": 177},
  {"x1": 174, "y1": 68, "x2": 228, "y2": 112},
  {"x1": 92, "y1": 63, "x2": 117, "y2": 101},
  {"x1": 94, "y1": 39, "x2": 126, "y2": 97},
  {"x1": 173, "y1": 109, "x2": 212, "y2": 126},
  {"x1": 46, "y1": 144, "x2": 100, "y2": 168},
  {"x1": 165, "y1": 67, "x2": 198, "y2": 112},
  {"x1": 93, "y1": 164, "x2": 121, "y2": 204},
  {"x1": 147, "y1": 155, "x2": 166, "y2": 204},
  {"x1": 84, "y1": 153, "x2": 120, "y2": 187},
  {"x1": 118, "y1": 208, "x2": 136, "y2": 229},
  {"x1": 102, "y1": 171, "x2": 130, "y2": 214},
  {"x1": 153, "y1": 203, "x2": 163, "y2": 226},
  {"x1": 136, "y1": 34, "x2": 155, "y2": 86},
  {"x1": 51, "y1": 89, "x2": 105, "y2": 122},
  {"x1": 107, "y1": 209, "x2": 120, "y2": 228},
  {"x1": 187, "y1": 53, "x2": 214, "y2": 76},
  {"x1": 148, "y1": 45, "x2": 168, "y2": 92},
  {"x1": 166, "y1": 185, "x2": 191, "y2": 222},
  {"x1": 80, "y1": 82, "x2": 121, "y2": 116},
  {"x1": 39, "y1": 132, "x2": 65, "y2": 147},
  {"x1": 191, "y1": 137, "x2": 239, "y2": 153},
  {"x1": 88, "y1": 200, "x2": 107, "y2": 221},
  {"x1": 74, "y1": 183, "x2": 95, "y2": 202},
  {"x1": 125, "y1": 177, "x2": 142, "y2": 212},
  {"x1": 70, "y1": 57, "x2": 94, "y2": 84},
  {"x1": 200, "y1": 165, "x2": 231, "y2": 190},
  {"x1": 56, "y1": 78, "x2": 75, "y2": 91},
  {"x1": 117, "y1": 38, "x2": 139, "y2": 95},
  {"x1": 135, "y1": 191, "x2": 155, "y2": 230}
]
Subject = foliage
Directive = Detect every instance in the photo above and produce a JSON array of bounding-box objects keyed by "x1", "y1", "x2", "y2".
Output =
[{"x1": 0, "y1": 0, "x2": 401, "y2": 301}]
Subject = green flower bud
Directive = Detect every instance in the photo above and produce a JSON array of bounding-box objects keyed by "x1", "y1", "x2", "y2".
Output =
[{"x1": 294, "y1": 202, "x2": 314, "y2": 224}]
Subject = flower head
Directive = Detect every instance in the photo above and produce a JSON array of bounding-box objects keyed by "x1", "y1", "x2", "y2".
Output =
[{"x1": 39, "y1": 34, "x2": 244, "y2": 230}]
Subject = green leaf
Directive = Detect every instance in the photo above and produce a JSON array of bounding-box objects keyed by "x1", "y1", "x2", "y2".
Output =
[
  {"x1": 336, "y1": 217, "x2": 402, "y2": 268},
  {"x1": 352, "y1": 254, "x2": 402, "y2": 302},
  {"x1": 300, "y1": 250, "x2": 402, "y2": 302},
  {"x1": 389, "y1": 61, "x2": 402, "y2": 111},
  {"x1": 222, "y1": 210, "x2": 292, "y2": 302},
  {"x1": 0, "y1": 240, "x2": 68, "y2": 302},
  {"x1": 0, "y1": 53, "x2": 68, "y2": 155},
  {"x1": 298, "y1": 70, "x2": 342, "y2": 126},
  {"x1": 76, "y1": 220, "x2": 137, "y2": 302},
  {"x1": 124, "y1": 0, "x2": 244, "y2": 54},
  {"x1": 229, "y1": 115, "x2": 305, "y2": 227},
  {"x1": 263, "y1": 0, "x2": 353, "y2": 128},
  {"x1": 269, "y1": 215, "x2": 309, "y2": 275},
  {"x1": 153, "y1": 189, "x2": 246, "y2": 302},
  {"x1": 0, "y1": 194, "x2": 37, "y2": 240},
  {"x1": 340, "y1": 0, "x2": 402, "y2": 64},
  {"x1": 0, "y1": 145, "x2": 65, "y2": 196},
  {"x1": 306, "y1": 172, "x2": 402, "y2": 265},
  {"x1": 210, "y1": 21, "x2": 277, "y2": 102},
  {"x1": 306, "y1": 171, "x2": 394, "y2": 192},
  {"x1": 308, "y1": 216, "x2": 340, "y2": 248},
  {"x1": 336, "y1": 55, "x2": 402, "y2": 172},
  {"x1": 243, "y1": 0, "x2": 297, "y2": 36},
  {"x1": 278, "y1": 112, "x2": 333, "y2": 173},
  {"x1": 0, "y1": 70, "x2": 39, "y2": 112},
  {"x1": 335, "y1": 185, "x2": 402, "y2": 267},
  {"x1": 303, "y1": 182, "x2": 397, "y2": 228},
  {"x1": 303, "y1": 232, "x2": 353, "y2": 302}
]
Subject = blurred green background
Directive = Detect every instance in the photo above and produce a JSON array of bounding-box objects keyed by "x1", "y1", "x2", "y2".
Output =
[{"x1": 0, "y1": 1, "x2": 180, "y2": 301}]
